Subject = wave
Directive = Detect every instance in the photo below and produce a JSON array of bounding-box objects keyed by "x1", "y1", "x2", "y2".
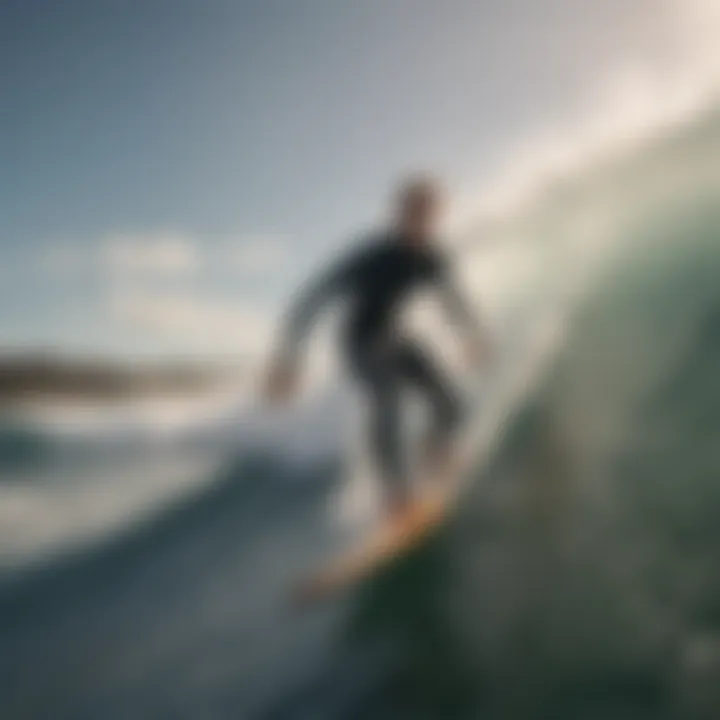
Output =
[{"x1": 332, "y1": 111, "x2": 720, "y2": 718}]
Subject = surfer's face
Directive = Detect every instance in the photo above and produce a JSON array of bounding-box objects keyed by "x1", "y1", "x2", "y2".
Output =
[{"x1": 396, "y1": 180, "x2": 445, "y2": 246}]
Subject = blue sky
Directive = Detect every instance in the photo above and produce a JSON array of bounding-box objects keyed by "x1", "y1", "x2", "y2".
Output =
[{"x1": 0, "y1": 0, "x2": 714, "y2": 358}]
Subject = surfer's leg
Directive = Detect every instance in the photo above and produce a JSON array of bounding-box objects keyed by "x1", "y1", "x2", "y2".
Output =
[
  {"x1": 349, "y1": 343, "x2": 411, "y2": 517},
  {"x1": 398, "y1": 341, "x2": 463, "y2": 472},
  {"x1": 369, "y1": 376, "x2": 410, "y2": 515}
]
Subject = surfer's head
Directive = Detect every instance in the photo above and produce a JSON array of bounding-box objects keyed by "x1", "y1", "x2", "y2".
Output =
[{"x1": 394, "y1": 174, "x2": 445, "y2": 246}]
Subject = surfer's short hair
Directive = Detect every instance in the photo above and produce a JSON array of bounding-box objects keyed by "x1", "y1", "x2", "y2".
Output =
[{"x1": 396, "y1": 174, "x2": 444, "y2": 212}]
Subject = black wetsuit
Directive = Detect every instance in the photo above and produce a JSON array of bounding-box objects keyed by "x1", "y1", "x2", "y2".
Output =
[{"x1": 280, "y1": 232, "x2": 480, "y2": 502}]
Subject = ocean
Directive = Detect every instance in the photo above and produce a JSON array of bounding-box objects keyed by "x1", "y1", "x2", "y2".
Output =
[{"x1": 1, "y1": 105, "x2": 720, "y2": 719}]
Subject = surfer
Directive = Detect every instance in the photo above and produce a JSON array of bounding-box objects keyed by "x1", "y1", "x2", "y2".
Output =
[{"x1": 265, "y1": 176, "x2": 492, "y2": 519}]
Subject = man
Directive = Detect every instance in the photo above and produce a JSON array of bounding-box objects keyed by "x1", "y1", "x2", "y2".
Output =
[{"x1": 265, "y1": 176, "x2": 491, "y2": 519}]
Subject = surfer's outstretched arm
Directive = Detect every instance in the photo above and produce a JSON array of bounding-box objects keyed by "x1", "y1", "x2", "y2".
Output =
[
  {"x1": 276, "y1": 250, "x2": 359, "y2": 367},
  {"x1": 265, "y1": 247, "x2": 364, "y2": 402},
  {"x1": 266, "y1": 269, "x2": 342, "y2": 402}
]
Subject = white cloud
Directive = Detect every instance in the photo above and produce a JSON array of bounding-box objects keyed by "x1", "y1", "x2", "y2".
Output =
[
  {"x1": 28, "y1": 229, "x2": 293, "y2": 359},
  {"x1": 223, "y1": 234, "x2": 290, "y2": 274},
  {"x1": 35, "y1": 230, "x2": 293, "y2": 283},
  {"x1": 110, "y1": 289, "x2": 273, "y2": 356},
  {"x1": 98, "y1": 231, "x2": 293, "y2": 356},
  {"x1": 101, "y1": 231, "x2": 198, "y2": 277}
]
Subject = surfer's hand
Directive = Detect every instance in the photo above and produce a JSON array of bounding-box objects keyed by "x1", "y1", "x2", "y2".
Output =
[{"x1": 264, "y1": 360, "x2": 299, "y2": 405}]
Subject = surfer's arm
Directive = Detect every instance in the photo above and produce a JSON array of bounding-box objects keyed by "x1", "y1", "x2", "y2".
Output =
[
  {"x1": 275, "y1": 250, "x2": 357, "y2": 368},
  {"x1": 436, "y1": 262, "x2": 494, "y2": 364}
]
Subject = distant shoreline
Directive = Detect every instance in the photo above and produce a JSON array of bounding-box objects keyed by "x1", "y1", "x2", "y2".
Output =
[{"x1": 0, "y1": 353, "x2": 244, "y2": 405}]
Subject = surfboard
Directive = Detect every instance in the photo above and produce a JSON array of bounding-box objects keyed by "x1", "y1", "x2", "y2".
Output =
[{"x1": 289, "y1": 450, "x2": 468, "y2": 608}]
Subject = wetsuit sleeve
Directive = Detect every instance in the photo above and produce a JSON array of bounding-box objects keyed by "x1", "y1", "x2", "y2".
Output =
[{"x1": 275, "y1": 247, "x2": 362, "y2": 367}]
